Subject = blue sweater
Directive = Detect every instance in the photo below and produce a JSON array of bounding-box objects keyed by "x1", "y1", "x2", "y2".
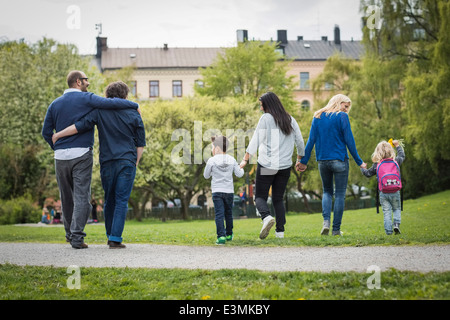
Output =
[
  {"x1": 300, "y1": 112, "x2": 363, "y2": 166},
  {"x1": 42, "y1": 91, "x2": 139, "y2": 150},
  {"x1": 75, "y1": 108, "x2": 146, "y2": 165}
]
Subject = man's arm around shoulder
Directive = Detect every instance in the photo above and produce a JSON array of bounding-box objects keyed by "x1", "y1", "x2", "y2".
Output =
[{"x1": 86, "y1": 92, "x2": 139, "y2": 110}]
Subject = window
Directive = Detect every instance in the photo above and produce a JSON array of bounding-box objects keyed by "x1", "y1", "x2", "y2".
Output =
[
  {"x1": 130, "y1": 81, "x2": 137, "y2": 97},
  {"x1": 149, "y1": 81, "x2": 159, "y2": 98},
  {"x1": 300, "y1": 72, "x2": 310, "y2": 90},
  {"x1": 301, "y1": 100, "x2": 311, "y2": 111},
  {"x1": 173, "y1": 80, "x2": 182, "y2": 97},
  {"x1": 195, "y1": 80, "x2": 204, "y2": 88},
  {"x1": 324, "y1": 82, "x2": 334, "y2": 90}
]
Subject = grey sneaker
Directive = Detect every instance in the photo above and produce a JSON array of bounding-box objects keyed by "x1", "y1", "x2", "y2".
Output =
[
  {"x1": 393, "y1": 223, "x2": 401, "y2": 235},
  {"x1": 332, "y1": 230, "x2": 343, "y2": 236},
  {"x1": 321, "y1": 220, "x2": 330, "y2": 235}
]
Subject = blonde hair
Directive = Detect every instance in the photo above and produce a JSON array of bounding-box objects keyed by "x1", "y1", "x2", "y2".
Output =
[
  {"x1": 314, "y1": 94, "x2": 352, "y2": 119},
  {"x1": 371, "y1": 141, "x2": 396, "y2": 163}
]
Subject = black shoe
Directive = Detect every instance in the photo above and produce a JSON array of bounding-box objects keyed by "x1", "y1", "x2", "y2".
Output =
[{"x1": 72, "y1": 242, "x2": 88, "y2": 249}]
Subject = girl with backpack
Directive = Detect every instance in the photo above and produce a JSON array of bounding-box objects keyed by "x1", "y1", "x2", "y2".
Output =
[{"x1": 361, "y1": 140, "x2": 405, "y2": 235}]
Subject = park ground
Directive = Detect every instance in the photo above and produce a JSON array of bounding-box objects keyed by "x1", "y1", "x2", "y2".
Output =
[{"x1": 0, "y1": 190, "x2": 449, "y2": 300}]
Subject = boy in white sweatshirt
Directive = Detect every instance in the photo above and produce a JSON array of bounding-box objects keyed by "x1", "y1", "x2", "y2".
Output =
[{"x1": 203, "y1": 136, "x2": 244, "y2": 245}]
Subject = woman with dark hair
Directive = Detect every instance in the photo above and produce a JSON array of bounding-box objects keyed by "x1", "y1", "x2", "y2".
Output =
[{"x1": 240, "y1": 92, "x2": 305, "y2": 239}]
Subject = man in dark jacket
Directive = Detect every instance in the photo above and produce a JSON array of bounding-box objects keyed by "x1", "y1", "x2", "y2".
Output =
[
  {"x1": 42, "y1": 71, "x2": 139, "y2": 249},
  {"x1": 52, "y1": 81, "x2": 146, "y2": 249}
]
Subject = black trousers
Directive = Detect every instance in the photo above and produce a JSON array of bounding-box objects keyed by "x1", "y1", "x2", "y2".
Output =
[{"x1": 254, "y1": 163, "x2": 291, "y2": 232}]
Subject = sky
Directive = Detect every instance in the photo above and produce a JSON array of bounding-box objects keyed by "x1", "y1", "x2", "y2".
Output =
[{"x1": 1, "y1": 0, "x2": 364, "y2": 55}]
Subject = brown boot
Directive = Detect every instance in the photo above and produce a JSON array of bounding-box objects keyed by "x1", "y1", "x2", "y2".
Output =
[{"x1": 109, "y1": 241, "x2": 126, "y2": 249}]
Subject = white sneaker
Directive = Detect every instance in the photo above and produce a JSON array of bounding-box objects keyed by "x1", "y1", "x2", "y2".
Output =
[
  {"x1": 259, "y1": 216, "x2": 275, "y2": 239},
  {"x1": 275, "y1": 231, "x2": 284, "y2": 238}
]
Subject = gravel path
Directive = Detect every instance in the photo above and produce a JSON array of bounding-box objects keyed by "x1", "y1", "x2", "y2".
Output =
[{"x1": 1, "y1": 242, "x2": 449, "y2": 273}]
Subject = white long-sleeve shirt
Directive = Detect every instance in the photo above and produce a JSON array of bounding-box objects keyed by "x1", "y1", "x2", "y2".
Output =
[
  {"x1": 246, "y1": 113, "x2": 305, "y2": 170},
  {"x1": 203, "y1": 154, "x2": 244, "y2": 193}
]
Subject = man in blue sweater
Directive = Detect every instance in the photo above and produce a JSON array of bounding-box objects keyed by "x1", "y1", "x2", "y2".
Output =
[
  {"x1": 42, "y1": 71, "x2": 139, "y2": 249},
  {"x1": 52, "y1": 81, "x2": 146, "y2": 249}
]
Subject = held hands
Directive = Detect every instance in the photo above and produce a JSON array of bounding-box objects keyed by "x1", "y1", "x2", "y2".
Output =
[
  {"x1": 239, "y1": 159, "x2": 247, "y2": 169},
  {"x1": 296, "y1": 157, "x2": 307, "y2": 172},
  {"x1": 295, "y1": 160, "x2": 367, "y2": 171},
  {"x1": 296, "y1": 162, "x2": 307, "y2": 172}
]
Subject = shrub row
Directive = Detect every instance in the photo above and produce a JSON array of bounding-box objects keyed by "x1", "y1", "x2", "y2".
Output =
[{"x1": 0, "y1": 195, "x2": 41, "y2": 225}]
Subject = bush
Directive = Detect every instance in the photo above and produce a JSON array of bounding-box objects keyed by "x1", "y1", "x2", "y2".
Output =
[{"x1": 0, "y1": 195, "x2": 41, "y2": 225}]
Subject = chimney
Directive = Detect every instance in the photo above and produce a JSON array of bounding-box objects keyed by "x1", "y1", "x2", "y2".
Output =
[
  {"x1": 96, "y1": 37, "x2": 107, "y2": 58},
  {"x1": 321, "y1": 36, "x2": 328, "y2": 41},
  {"x1": 334, "y1": 25, "x2": 341, "y2": 45},
  {"x1": 163, "y1": 43, "x2": 168, "y2": 50},
  {"x1": 237, "y1": 29, "x2": 248, "y2": 43},
  {"x1": 297, "y1": 36, "x2": 303, "y2": 41},
  {"x1": 277, "y1": 30, "x2": 288, "y2": 45}
]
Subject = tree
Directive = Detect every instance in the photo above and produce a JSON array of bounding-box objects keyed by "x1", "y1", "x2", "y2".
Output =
[
  {"x1": 359, "y1": 0, "x2": 450, "y2": 196},
  {"x1": 196, "y1": 41, "x2": 297, "y2": 113},
  {"x1": 0, "y1": 38, "x2": 94, "y2": 201},
  {"x1": 136, "y1": 96, "x2": 259, "y2": 220}
]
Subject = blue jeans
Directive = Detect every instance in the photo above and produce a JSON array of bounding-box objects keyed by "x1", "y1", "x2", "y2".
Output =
[
  {"x1": 101, "y1": 160, "x2": 136, "y2": 243},
  {"x1": 212, "y1": 193, "x2": 234, "y2": 238},
  {"x1": 318, "y1": 160, "x2": 349, "y2": 232},
  {"x1": 379, "y1": 191, "x2": 401, "y2": 235}
]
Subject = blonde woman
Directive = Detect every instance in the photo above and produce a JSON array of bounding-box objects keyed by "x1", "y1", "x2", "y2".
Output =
[
  {"x1": 361, "y1": 140, "x2": 405, "y2": 235},
  {"x1": 297, "y1": 94, "x2": 366, "y2": 235}
]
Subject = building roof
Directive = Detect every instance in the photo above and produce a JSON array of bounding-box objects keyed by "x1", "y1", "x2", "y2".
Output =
[
  {"x1": 100, "y1": 47, "x2": 224, "y2": 70},
  {"x1": 98, "y1": 37, "x2": 364, "y2": 70},
  {"x1": 283, "y1": 40, "x2": 364, "y2": 61}
]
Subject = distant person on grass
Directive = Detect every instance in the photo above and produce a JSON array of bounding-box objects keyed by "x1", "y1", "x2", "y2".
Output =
[
  {"x1": 204, "y1": 136, "x2": 244, "y2": 245},
  {"x1": 42, "y1": 71, "x2": 139, "y2": 249},
  {"x1": 52, "y1": 81, "x2": 146, "y2": 249}
]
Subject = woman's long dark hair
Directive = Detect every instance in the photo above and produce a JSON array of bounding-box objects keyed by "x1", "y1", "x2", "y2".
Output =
[{"x1": 259, "y1": 92, "x2": 293, "y2": 135}]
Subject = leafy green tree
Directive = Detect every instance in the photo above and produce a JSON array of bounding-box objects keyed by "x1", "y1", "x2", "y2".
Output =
[
  {"x1": 359, "y1": 0, "x2": 450, "y2": 196},
  {"x1": 136, "y1": 96, "x2": 259, "y2": 220},
  {"x1": 196, "y1": 41, "x2": 297, "y2": 112},
  {"x1": 0, "y1": 38, "x2": 94, "y2": 201}
]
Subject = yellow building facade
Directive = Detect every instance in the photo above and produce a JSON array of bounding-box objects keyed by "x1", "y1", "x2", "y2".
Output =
[{"x1": 94, "y1": 26, "x2": 363, "y2": 109}]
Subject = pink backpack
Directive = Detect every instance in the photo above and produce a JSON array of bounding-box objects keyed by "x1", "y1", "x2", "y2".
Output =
[{"x1": 376, "y1": 158, "x2": 402, "y2": 193}]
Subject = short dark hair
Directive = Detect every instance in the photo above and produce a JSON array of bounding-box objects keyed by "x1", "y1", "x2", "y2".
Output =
[
  {"x1": 211, "y1": 135, "x2": 229, "y2": 152},
  {"x1": 105, "y1": 81, "x2": 129, "y2": 99},
  {"x1": 66, "y1": 70, "x2": 84, "y2": 88}
]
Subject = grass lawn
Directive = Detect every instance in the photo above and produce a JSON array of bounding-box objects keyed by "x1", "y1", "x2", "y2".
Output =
[
  {"x1": 1, "y1": 190, "x2": 449, "y2": 247},
  {"x1": 0, "y1": 190, "x2": 449, "y2": 300},
  {"x1": 0, "y1": 264, "x2": 449, "y2": 300}
]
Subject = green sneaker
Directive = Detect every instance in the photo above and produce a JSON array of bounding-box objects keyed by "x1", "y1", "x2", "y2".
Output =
[
  {"x1": 216, "y1": 236, "x2": 226, "y2": 245},
  {"x1": 226, "y1": 234, "x2": 233, "y2": 241}
]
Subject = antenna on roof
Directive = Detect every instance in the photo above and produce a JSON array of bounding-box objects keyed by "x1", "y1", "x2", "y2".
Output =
[{"x1": 95, "y1": 23, "x2": 102, "y2": 36}]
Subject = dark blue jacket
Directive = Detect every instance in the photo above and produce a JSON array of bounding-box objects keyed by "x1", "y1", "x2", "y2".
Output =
[
  {"x1": 42, "y1": 91, "x2": 139, "y2": 150},
  {"x1": 75, "y1": 108, "x2": 146, "y2": 165},
  {"x1": 300, "y1": 112, "x2": 363, "y2": 166}
]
